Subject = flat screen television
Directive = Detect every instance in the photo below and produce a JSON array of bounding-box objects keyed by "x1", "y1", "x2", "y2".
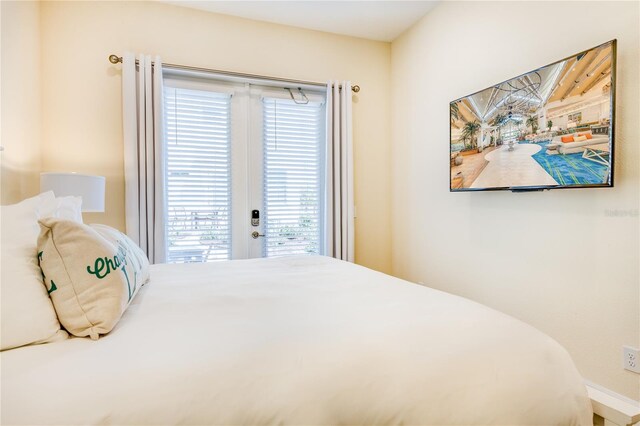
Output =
[{"x1": 450, "y1": 40, "x2": 616, "y2": 192}]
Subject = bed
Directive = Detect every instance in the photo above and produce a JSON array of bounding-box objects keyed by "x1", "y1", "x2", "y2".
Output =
[{"x1": 1, "y1": 255, "x2": 592, "y2": 425}]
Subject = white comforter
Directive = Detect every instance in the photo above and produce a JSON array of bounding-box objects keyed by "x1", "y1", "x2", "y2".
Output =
[{"x1": 2, "y1": 256, "x2": 592, "y2": 425}]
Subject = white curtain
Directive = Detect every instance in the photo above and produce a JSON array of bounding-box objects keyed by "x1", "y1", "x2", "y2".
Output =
[
  {"x1": 325, "y1": 81, "x2": 354, "y2": 262},
  {"x1": 122, "y1": 53, "x2": 167, "y2": 264}
]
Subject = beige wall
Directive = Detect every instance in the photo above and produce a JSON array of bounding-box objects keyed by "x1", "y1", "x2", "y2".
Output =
[
  {"x1": 39, "y1": 1, "x2": 392, "y2": 273},
  {"x1": 391, "y1": 1, "x2": 640, "y2": 399},
  {"x1": 1, "y1": 0, "x2": 42, "y2": 204}
]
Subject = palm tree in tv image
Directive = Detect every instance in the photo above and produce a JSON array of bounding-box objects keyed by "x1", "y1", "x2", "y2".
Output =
[
  {"x1": 450, "y1": 101, "x2": 461, "y2": 127},
  {"x1": 526, "y1": 115, "x2": 538, "y2": 134},
  {"x1": 491, "y1": 113, "x2": 507, "y2": 145},
  {"x1": 461, "y1": 120, "x2": 481, "y2": 150}
]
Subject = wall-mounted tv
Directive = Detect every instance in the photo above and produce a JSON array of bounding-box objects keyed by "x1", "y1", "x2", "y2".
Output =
[{"x1": 450, "y1": 39, "x2": 616, "y2": 192}]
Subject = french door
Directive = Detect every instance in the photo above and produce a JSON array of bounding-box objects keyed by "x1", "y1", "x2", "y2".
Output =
[{"x1": 163, "y1": 76, "x2": 327, "y2": 262}]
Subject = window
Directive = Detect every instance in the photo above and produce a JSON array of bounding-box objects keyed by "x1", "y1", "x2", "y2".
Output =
[
  {"x1": 568, "y1": 111, "x2": 582, "y2": 123},
  {"x1": 164, "y1": 86, "x2": 232, "y2": 262},
  {"x1": 262, "y1": 98, "x2": 325, "y2": 257}
]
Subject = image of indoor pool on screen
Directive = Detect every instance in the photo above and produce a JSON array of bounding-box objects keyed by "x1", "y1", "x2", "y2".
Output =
[{"x1": 450, "y1": 40, "x2": 615, "y2": 192}]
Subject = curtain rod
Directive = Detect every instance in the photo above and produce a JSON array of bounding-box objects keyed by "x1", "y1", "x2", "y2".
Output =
[{"x1": 108, "y1": 55, "x2": 360, "y2": 93}]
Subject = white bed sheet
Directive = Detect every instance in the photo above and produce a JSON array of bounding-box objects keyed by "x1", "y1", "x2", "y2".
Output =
[{"x1": 1, "y1": 256, "x2": 592, "y2": 425}]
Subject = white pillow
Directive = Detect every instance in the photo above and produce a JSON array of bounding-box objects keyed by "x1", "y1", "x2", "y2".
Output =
[
  {"x1": 40, "y1": 196, "x2": 83, "y2": 223},
  {"x1": 37, "y1": 219, "x2": 150, "y2": 339},
  {"x1": 1, "y1": 192, "x2": 68, "y2": 351}
]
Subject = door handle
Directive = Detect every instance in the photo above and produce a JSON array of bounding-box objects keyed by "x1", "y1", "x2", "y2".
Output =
[{"x1": 251, "y1": 231, "x2": 265, "y2": 239}]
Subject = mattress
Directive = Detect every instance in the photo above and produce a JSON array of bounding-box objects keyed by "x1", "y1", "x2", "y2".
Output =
[{"x1": 1, "y1": 256, "x2": 592, "y2": 425}]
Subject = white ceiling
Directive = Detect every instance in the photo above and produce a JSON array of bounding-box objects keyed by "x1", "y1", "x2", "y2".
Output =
[{"x1": 159, "y1": 1, "x2": 439, "y2": 42}]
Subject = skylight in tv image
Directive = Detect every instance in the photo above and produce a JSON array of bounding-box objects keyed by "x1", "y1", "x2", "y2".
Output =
[{"x1": 450, "y1": 40, "x2": 616, "y2": 192}]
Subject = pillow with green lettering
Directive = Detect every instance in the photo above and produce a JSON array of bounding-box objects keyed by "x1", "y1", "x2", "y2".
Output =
[
  {"x1": 37, "y1": 218, "x2": 150, "y2": 339},
  {"x1": 90, "y1": 224, "x2": 150, "y2": 287}
]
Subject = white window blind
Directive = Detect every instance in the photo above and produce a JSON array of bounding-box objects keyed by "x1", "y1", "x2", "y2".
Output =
[
  {"x1": 164, "y1": 86, "x2": 232, "y2": 263},
  {"x1": 262, "y1": 98, "x2": 325, "y2": 257}
]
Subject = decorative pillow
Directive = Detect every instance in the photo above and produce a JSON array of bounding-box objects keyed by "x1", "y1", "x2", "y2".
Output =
[
  {"x1": 561, "y1": 135, "x2": 575, "y2": 143},
  {"x1": 1, "y1": 192, "x2": 68, "y2": 351},
  {"x1": 573, "y1": 135, "x2": 587, "y2": 142},
  {"x1": 584, "y1": 133, "x2": 593, "y2": 140},
  {"x1": 37, "y1": 219, "x2": 150, "y2": 339},
  {"x1": 40, "y1": 196, "x2": 83, "y2": 223},
  {"x1": 90, "y1": 224, "x2": 150, "y2": 286}
]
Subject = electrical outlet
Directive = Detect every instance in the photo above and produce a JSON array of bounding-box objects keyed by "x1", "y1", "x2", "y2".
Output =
[{"x1": 623, "y1": 346, "x2": 640, "y2": 373}]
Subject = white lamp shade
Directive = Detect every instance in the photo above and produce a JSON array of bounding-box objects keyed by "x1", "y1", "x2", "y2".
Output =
[{"x1": 40, "y1": 173, "x2": 105, "y2": 212}]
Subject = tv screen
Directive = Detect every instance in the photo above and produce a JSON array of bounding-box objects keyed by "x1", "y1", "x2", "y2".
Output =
[{"x1": 450, "y1": 40, "x2": 616, "y2": 192}]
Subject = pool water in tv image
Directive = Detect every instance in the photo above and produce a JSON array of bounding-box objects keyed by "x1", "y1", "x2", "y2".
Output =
[{"x1": 450, "y1": 40, "x2": 615, "y2": 191}]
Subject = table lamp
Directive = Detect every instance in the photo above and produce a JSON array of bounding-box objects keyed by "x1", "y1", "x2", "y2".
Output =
[{"x1": 40, "y1": 172, "x2": 106, "y2": 212}]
